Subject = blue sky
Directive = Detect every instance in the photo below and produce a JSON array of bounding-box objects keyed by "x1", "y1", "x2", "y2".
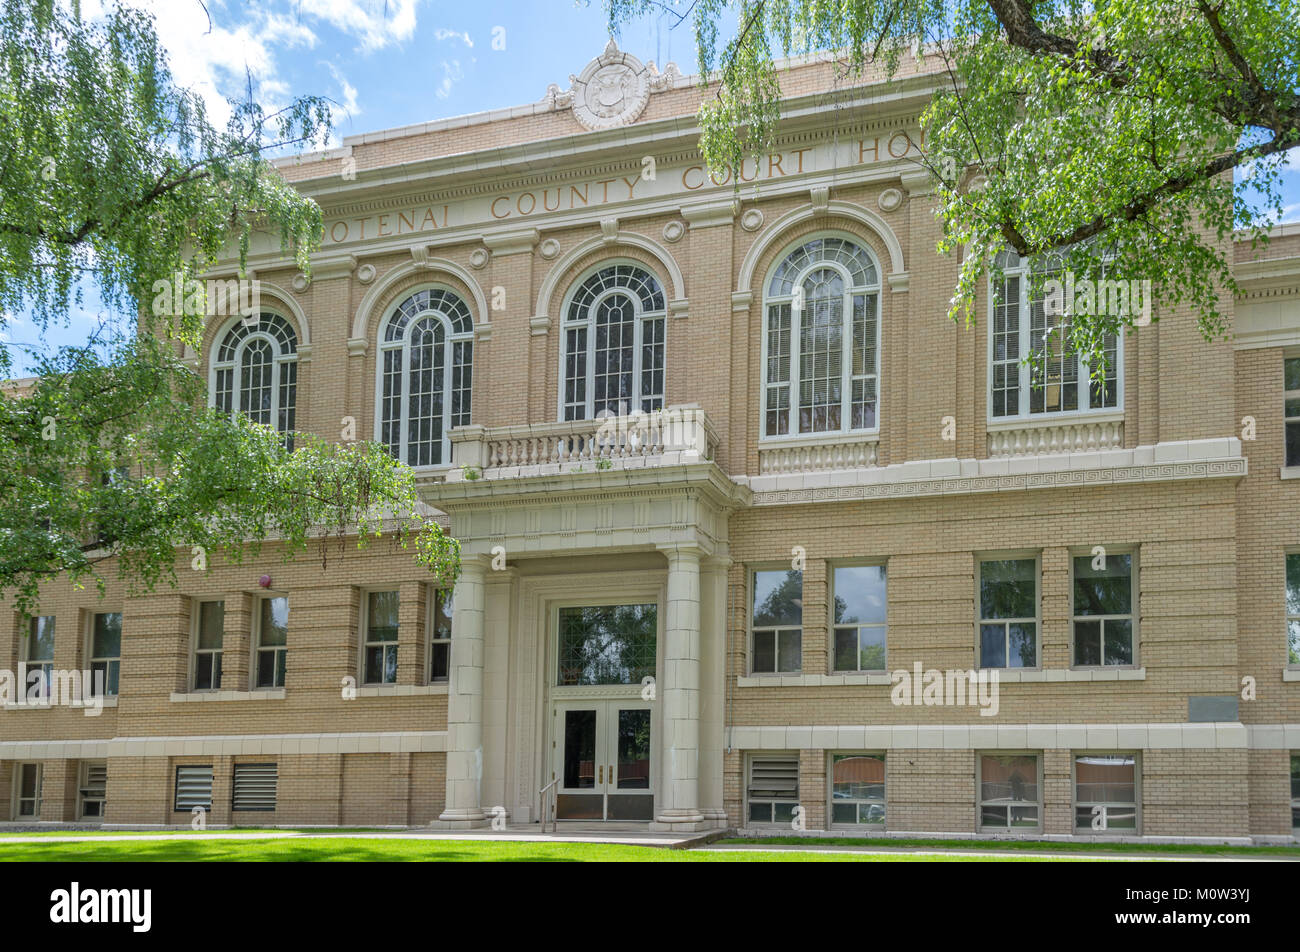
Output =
[{"x1": 5, "y1": 0, "x2": 1298, "y2": 368}]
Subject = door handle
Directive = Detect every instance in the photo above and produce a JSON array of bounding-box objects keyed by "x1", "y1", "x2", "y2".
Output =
[
  {"x1": 609, "y1": 764, "x2": 614, "y2": 786},
  {"x1": 598, "y1": 765, "x2": 603, "y2": 785}
]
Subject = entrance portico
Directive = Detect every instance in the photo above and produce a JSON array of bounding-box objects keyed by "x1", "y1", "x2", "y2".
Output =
[{"x1": 427, "y1": 410, "x2": 745, "y2": 831}]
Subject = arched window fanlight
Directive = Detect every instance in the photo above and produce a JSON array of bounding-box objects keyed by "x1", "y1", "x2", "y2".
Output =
[
  {"x1": 211, "y1": 313, "x2": 299, "y2": 448},
  {"x1": 762, "y1": 236, "x2": 881, "y2": 437},
  {"x1": 560, "y1": 263, "x2": 666, "y2": 421},
  {"x1": 377, "y1": 287, "x2": 474, "y2": 467}
]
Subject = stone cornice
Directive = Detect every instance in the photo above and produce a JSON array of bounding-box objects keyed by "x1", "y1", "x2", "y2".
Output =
[
  {"x1": 421, "y1": 461, "x2": 750, "y2": 513},
  {"x1": 742, "y1": 451, "x2": 1246, "y2": 507}
]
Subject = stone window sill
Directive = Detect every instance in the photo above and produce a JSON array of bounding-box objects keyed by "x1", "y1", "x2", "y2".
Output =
[
  {"x1": 738, "y1": 673, "x2": 892, "y2": 687},
  {"x1": 737, "y1": 668, "x2": 1146, "y2": 687},
  {"x1": 1282, "y1": 668, "x2": 1300, "y2": 682},
  {"x1": 169, "y1": 689, "x2": 286, "y2": 702},
  {"x1": 1280, "y1": 466, "x2": 1300, "y2": 480},
  {"x1": 992, "y1": 667, "x2": 1146, "y2": 682},
  {"x1": 353, "y1": 684, "x2": 449, "y2": 697}
]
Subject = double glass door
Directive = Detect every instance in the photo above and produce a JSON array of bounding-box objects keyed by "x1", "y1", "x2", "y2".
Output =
[{"x1": 554, "y1": 701, "x2": 653, "y2": 821}]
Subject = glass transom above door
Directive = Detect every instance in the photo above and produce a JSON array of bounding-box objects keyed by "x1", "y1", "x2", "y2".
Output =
[{"x1": 556, "y1": 604, "x2": 657, "y2": 686}]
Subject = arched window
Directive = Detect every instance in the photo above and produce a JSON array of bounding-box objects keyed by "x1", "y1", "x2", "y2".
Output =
[
  {"x1": 211, "y1": 313, "x2": 299, "y2": 447},
  {"x1": 377, "y1": 287, "x2": 474, "y2": 467},
  {"x1": 560, "y1": 263, "x2": 666, "y2": 421},
  {"x1": 990, "y1": 250, "x2": 1120, "y2": 418},
  {"x1": 762, "y1": 236, "x2": 880, "y2": 437}
]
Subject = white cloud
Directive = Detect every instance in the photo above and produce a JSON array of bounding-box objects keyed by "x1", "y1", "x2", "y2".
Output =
[
  {"x1": 435, "y1": 28, "x2": 473, "y2": 47},
  {"x1": 436, "y1": 59, "x2": 463, "y2": 100},
  {"x1": 323, "y1": 62, "x2": 361, "y2": 118},
  {"x1": 296, "y1": 0, "x2": 422, "y2": 53},
  {"x1": 79, "y1": 0, "x2": 320, "y2": 129}
]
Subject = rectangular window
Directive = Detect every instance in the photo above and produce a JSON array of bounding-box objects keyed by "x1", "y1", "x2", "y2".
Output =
[
  {"x1": 255, "y1": 596, "x2": 288, "y2": 689},
  {"x1": 1074, "y1": 754, "x2": 1138, "y2": 832},
  {"x1": 830, "y1": 753, "x2": 885, "y2": 827},
  {"x1": 232, "y1": 763, "x2": 277, "y2": 812},
  {"x1": 752, "y1": 569, "x2": 802, "y2": 674},
  {"x1": 1291, "y1": 754, "x2": 1300, "y2": 829},
  {"x1": 556, "y1": 604, "x2": 657, "y2": 686},
  {"x1": 174, "y1": 765, "x2": 213, "y2": 812},
  {"x1": 22, "y1": 615, "x2": 55, "y2": 697},
  {"x1": 747, "y1": 755, "x2": 799, "y2": 825},
  {"x1": 990, "y1": 258, "x2": 1120, "y2": 418},
  {"x1": 363, "y1": 591, "x2": 399, "y2": 685},
  {"x1": 1073, "y1": 553, "x2": 1135, "y2": 666},
  {"x1": 15, "y1": 763, "x2": 41, "y2": 818},
  {"x1": 979, "y1": 754, "x2": 1041, "y2": 831},
  {"x1": 1287, "y1": 553, "x2": 1300, "y2": 667},
  {"x1": 832, "y1": 565, "x2": 886, "y2": 672},
  {"x1": 428, "y1": 588, "x2": 452, "y2": 683},
  {"x1": 978, "y1": 558, "x2": 1038, "y2": 668},
  {"x1": 79, "y1": 762, "x2": 107, "y2": 819},
  {"x1": 90, "y1": 612, "x2": 121, "y2": 696},
  {"x1": 194, "y1": 601, "x2": 224, "y2": 691},
  {"x1": 1285, "y1": 356, "x2": 1300, "y2": 467}
]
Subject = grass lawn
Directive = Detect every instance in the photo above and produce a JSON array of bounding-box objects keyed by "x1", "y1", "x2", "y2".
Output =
[
  {"x1": 0, "y1": 837, "x2": 1089, "y2": 862},
  {"x1": 721, "y1": 836, "x2": 1300, "y2": 858}
]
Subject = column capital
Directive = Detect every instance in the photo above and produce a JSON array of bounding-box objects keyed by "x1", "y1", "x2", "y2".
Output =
[{"x1": 657, "y1": 543, "x2": 706, "y2": 565}]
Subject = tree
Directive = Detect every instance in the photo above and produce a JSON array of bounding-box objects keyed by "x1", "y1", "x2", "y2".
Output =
[
  {"x1": 604, "y1": 0, "x2": 1298, "y2": 363},
  {"x1": 0, "y1": 0, "x2": 458, "y2": 613}
]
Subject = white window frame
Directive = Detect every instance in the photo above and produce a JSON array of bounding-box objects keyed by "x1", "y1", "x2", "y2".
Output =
[
  {"x1": 1072, "y1": 752, "x2": 1140, "y2": 834},
  {"x1": 830, "y1": 563, "x2": 887, "y2": 673},
  {"x1": 977, "y1": 752, "x2": 1043, "y2": 833},
  {"x1": 746, "y1": 753, "x2": 800, "y2": 826},
  {"x1": 1287, "y1": 550, "x2": 1300, "y2": 669},
  {"x1": 828, "y1": 752, "x2": 886, "y2": 828},
  {"x1": 976, "y1": 553, "x2": 1041, "y2": 670},
  {"x1": 22, "y1": 614, "x2": 55, "y2": 698},
  {"x1": 1285, "y1": 355, "x2": 1300, "y2": 468},
  {"x1": 13, "y1": 762, "x2": 42, "y2": 818},
  {"x1": 426, "y1": 587, "x2": 453, "y2": 684},
  {"x1": 87, "y1": 611, "x2": 121, "y2": 698},
  {"x1": 557, "y1": 260, "x2": 668, "y2": 422},
  {"x1": 253, "y1": 595, "x2": 288, "y2": 690},
  {"x1": 1071, "y1": 548, "x2": 1139, "y2": 668},
  {"x1": 1291, "y1": 753, "x2": 1299, "y2": 830},
  {"x1": 78, "y1": 761, "x2": 107, "y2": 820},
  {"x1": 360, "y1": 589, "x2": 400, "y2": 686},
  {"x1": 759, "y1": 233, "x2": 883, "y2": 442},
  {"x1": 374, "y1": 285, "x2": 474, "y2": 468},
  {"x1": 750, "y1": 566, "x2": 803, "y2": 675},
  {"x1": 208, "y1": 312, "x2": 299, "y2": 441},
  {"x1": 986, "y1": 252, "x2": 1124, "y2": 422},
  {"x1": 191, "y1": 600, "x2": 224, "y2": 692}
]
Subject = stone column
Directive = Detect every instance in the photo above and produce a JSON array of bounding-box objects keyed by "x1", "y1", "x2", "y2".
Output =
[
  {"x1": 652, "y1": 545, "x2": 705, "y2": 830},
  {"x1": 436, "y1": 556, "x2": 488, "y2": 828},
  {"x1": 699, "y1": 553, "x2": 730, "y2": 826}
]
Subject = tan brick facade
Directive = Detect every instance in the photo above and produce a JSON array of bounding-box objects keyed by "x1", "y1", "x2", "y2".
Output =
[{"x1": 3, "y1": 45, "x2": 1298, "y2": 843}]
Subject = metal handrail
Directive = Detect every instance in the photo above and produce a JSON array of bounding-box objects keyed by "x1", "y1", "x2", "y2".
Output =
[{"x1": 539, "y1": 778, "x2": 558, "y2": 833}]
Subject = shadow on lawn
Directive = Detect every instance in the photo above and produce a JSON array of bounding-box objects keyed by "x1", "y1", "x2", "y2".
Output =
[{"x1": 0, "y1": 840, "x2": 585, "y2": 863}]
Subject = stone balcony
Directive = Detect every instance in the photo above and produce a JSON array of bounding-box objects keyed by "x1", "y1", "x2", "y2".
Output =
[{"x1": 446, "y1": 403, "x2": 719, "y2": 482}]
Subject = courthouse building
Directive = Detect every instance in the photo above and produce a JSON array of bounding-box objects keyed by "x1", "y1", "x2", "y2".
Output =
[{"x1": 4, "y1": 41, "x2": 1300, "y2": 840}]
